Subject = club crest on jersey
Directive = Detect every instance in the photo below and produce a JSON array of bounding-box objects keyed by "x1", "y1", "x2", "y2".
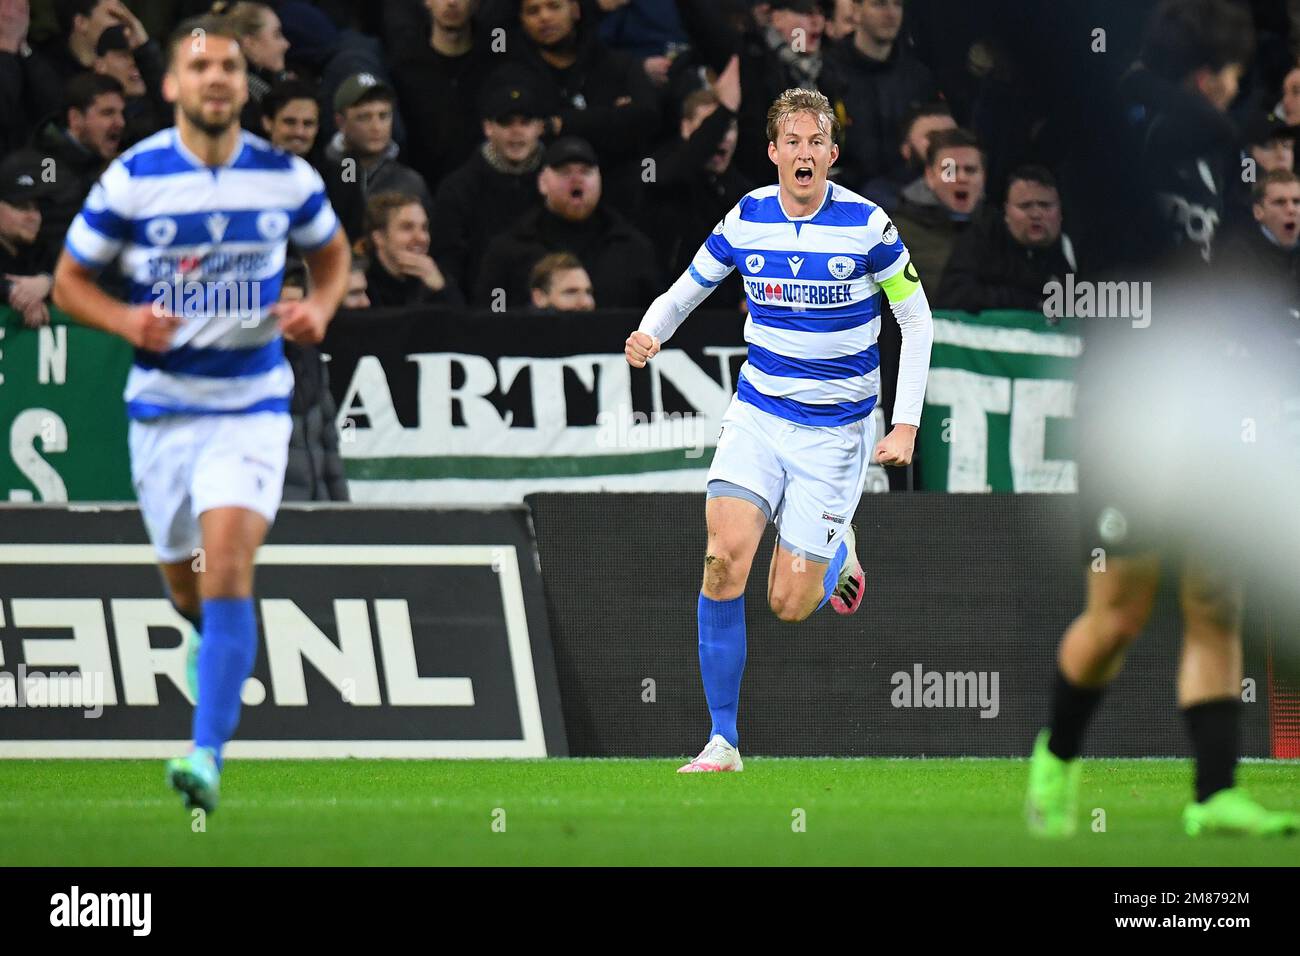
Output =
[
  {"x1": 257, "y1": 209, "x2": 290, "y2": 240},
  {"x1": 146, "y1": 216, "x2": 177, "y2": 246},
  {"x1": 745, "y1": 253, "x2": 765, "y2": 273},
  {"x1": 828, "y1": 255, "x2": 855, "y2": 280},
  {"x1": 881, "y1": 220, "x2": 898, "y2": 245}
]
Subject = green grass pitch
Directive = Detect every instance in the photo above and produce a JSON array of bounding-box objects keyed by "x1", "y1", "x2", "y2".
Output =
[{"x1": 1, "y1": 758, "x2": 1296, "y2": 866}]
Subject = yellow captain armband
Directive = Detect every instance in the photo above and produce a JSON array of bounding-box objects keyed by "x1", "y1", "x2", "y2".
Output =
[{"x1": 878, "y1": 259, "x2": 921, "y2": 304}]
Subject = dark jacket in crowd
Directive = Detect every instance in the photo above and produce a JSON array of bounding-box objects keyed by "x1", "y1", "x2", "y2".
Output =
[
  {"x1": 282, "y1": 341, "x2": 349, "y2": 502},
  {"x1": 393, "y1": 43, "x2": 494, "y2": 191},
  {"x1": 474, "y1": 204, "x2": 662, "y2": 310},
  {"x1": 891, "y1": 181, "x2": 975, "y2": 292},
  {"x1": 430, "y1": 144, "x2": 545, "y2": 300},
  {"x1": 733, "y1": 26, "x2": 844, "y2": 186},
  {"x1": 1, "y1": 47, "x2": 64, "y2": 156},
  {"x1": 935, "y1": 208, "x2": 1076, "y2": 313},
  {"x1": 1112, "y1": 65, "x2": 1239, "y2": 272},
  {"x1": 0, "y1": 236, "x2": 55, "y2": 285},
  {"x1": 31, "y1": 115, "x2": 109, "y2": 253},
  {"x1": 823, "y1": 37, "x2": 937, "y2": 195},
  {"x1": 500, "y1": 6, "x2": 659, "y2": 170},
  {"x1": 364, "y1": 257, "x2": 464, "y2": 309},
  {"x1": 1217, "y1": 222, "x2": 1300, "y2": 318},
  {"x1": 122, "y1": 41, "x2": 171, "y2": 149},
  {"x1": 642, "y1": 104, "x2": 751, "y2": 307},
  {"x1": 320, "y1": 133, "x2": 433, "y2": 242}
]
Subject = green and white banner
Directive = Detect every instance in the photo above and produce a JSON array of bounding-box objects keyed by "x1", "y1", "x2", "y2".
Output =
[
  {"x1": 324, "y1": 308, "x2": 894, "y2": 504},
  {"x1": 1, "y1": 306, "x2": 1078, "y2": 503},
  {"x1": 0, "y1": 309, "x2": 133, "y2": 502},
  {"x1": 918, "y1": 310, "x2": 1081, "y2": 492}
]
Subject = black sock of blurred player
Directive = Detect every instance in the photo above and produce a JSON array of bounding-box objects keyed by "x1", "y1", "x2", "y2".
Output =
[
  {"x1": 1047, "y1": 669, "x2": 1104, "y2": 760},
  {"x1": 172, "y1": 602, "x2": 202, "y2": 636},
  {"x1": 1182, "y1": 698, "x2": 1239, "y2": 802}
]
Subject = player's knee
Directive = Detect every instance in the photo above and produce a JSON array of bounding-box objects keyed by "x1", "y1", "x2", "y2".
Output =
[
  {"x1": 702, "y1": 550, "x2": 746, "y2": 597},
  {"x1": 768, "y1": 590, "x2": 812, "y2": 623},
  {"x1": 1090, "y1": 601, "x2": 1149, "y2": 650},
  {"x1": 1182, "y1": 580, "x2": 1241, "y2": 635}
]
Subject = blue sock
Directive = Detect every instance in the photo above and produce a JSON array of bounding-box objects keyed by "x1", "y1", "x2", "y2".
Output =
[
  {"x1": 193, "y1": 597, "x2": 258, "y2": 769},
  {"x1": 698, "y1": 593, "x2": 746, "y2": 748},
  {"x1": 816, "y1": 541, "x2": 848, "y2": 610}
]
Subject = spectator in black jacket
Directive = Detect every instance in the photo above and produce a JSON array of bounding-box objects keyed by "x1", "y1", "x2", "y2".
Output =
[
  {"x1": 936, "y1": 164, "x2": 1076, "y2": 314},
  {"x1": 92, "y1": 24, "x2": 166, "y2": 148},
  {"x1": 277, "y1": 262, "x2": 349, "y2": 502},
  {"x1": 32, "y1": 71, "x2": 124, "y2": 254},
  {"x1": 501, "y1": 0, "x2": 659, "y2": 176},
  {"x1": 1, "y1": 1, "x2": 65, "y2": 157},
  {"x1": 0, "y1": 149, "x2": 57, "y2": 328},
  {"x1": 430, "y1": 75, "x2": 547, "y2": 299},
  {"x1": 862, "y1": 100, "x2": 953, "y2": 212},
  {"x1": 643, "y1": 80, "x2": 751, "y2": 310},
  {"x1": 824, "y1": 0, "x2": 938, "y2": 196},
  {"x1": 40, "y1": 0, "x2": 137, "y2": 82},
  {"x1": 260, "y1": 79, "x2": 322, "y2": 162},
  {"x1": 474, "y1": 136, "x2": 661, "y2": 309},
  {"x1": 1218, "y1": 170, "x2": 1300, "y2": 315},
  {"x1": 891, "y1": 126, "x2": 984, "y2": 286},
  {"x1": 392, "y1": 0, "x2": 494, "y2": 191},
  {"x1": 734, "y1": 0, "x2": 840, "y2": 186},
  {"x1": 363, "y1": 191, "x2": 462, "y2": 308},
  {"x1": 321, "y1": 72, "x2": 433, "y2": 242},
  {"x1": 1223, "y1": 110, "x2": 1299, "y2": 231}
]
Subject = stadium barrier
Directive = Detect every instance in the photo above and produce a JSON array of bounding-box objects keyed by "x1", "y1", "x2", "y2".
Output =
[
  {"x1": 0, "y1": 496, "x2": 1291, "y2": 759},
  {"x1": 1, "y1": 305, "x2": 1077, "y2": 502},
  {"x1": 0, "y1": 504, "x2": 568, "y2": 758},
  {"x1": 527, "y1": 492, "x2": 1282, "y2": 758}
]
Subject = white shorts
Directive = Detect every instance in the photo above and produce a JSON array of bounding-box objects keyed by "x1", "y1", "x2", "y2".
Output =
[
  {"x1": 128, "y1": 411, "x2": 292, "y2": 563},
  {"x1": 706, "y1": 395, "x2": 875, "y2": 562}
]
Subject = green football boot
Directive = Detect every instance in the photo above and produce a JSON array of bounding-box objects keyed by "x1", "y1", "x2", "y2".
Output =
[
  {"x1": 166, "y1": 746, "x2": 220, "y2": 814},
  {"x1": 1184, "y1": 788, "x2": 1300, "y2": 837},
  {"x1": 1026, "y1": 729, "x2": 1081, "y2": 837}
]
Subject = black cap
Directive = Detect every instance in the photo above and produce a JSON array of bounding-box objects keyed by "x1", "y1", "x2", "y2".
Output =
[
  {"x1": 0, "y1": 151, "x2": 56, "y2": 204},
  {"x1": 95, "y1": 24, "x2": 132, "y2": 57},
  {"x1": 542, "y1": 136, "x2": 598, "y2": 169},
  {"x1": 480, "y1": 82, "x2": 544, "y2": 122},
  {"x1": 334, "y1": 72, "x2": 395, "y2": 113},
  {"x1": 1243, "y1": 110, "x2": 1300, "y2": 147}
]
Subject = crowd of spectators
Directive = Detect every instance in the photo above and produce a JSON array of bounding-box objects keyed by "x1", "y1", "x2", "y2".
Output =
[{"x1": 5, "y1": 0, "x2": 1300, "y2": 327}]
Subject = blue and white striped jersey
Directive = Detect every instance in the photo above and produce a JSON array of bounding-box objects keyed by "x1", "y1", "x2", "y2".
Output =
[
  {"x1": 66, "y1": 127, "x2": 340, "y2": 420},
  {"x1": 686, "y1": 182, "x2": 916, "y2": 427}
]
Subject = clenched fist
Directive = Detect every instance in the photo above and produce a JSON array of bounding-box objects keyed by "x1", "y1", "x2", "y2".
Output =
[
  {"x1": 873, "y1": 424, "x2": 917, "y2": 467},
  {"x1": 625, "y1": 330, "x2": 660, "y2": 368},
  {"x1": 117, "y1": 304, "x2": 181, "y2": 352}
]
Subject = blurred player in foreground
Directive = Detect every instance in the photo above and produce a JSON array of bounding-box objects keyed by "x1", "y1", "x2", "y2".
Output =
[
  {"x1": 52, "y1": 15, "x2": 349, "y2": 812},
  {"x1": 626, "y1": 88, "x2": 934, "y2": 772},
  {"x1": 1025, "y1": 0, "x2": 1298, "y2": 838}
]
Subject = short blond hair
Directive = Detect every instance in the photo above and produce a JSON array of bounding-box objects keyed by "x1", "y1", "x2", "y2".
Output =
[{"x1": 766, "y1": 88, "x2": 838, "y2": 144}]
